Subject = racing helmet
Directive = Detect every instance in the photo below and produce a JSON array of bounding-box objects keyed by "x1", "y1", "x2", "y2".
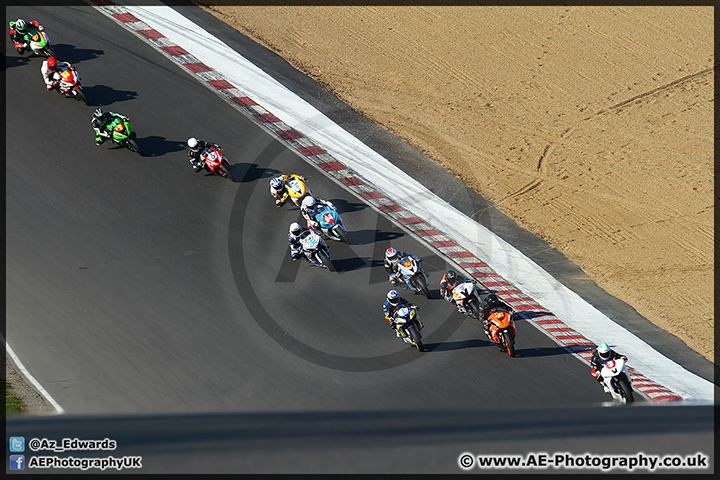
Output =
[
  {"x1": 15, "y1": 19, "x2": 27, "y2": 33},
  {"x1": 597, "y1": 343, "x2": 611, "y2": 360},
  {"x1": 301, "y1": 196, "x2": 317, "y2": 211},
  {"x1": 387, "y1": 289, "x2": 400, "y2": 305},
  {"x1": 385, "y1": 247, "x2": 398, "y2": 261},
  {"x1": 46, "y1": 57, "x2": 57, "y2": 69},
  {"x1": 270, "y1": 177, "x2": 285, "y2": 190},
  {"x1": 445, "y1": 269, "x2": 457, "y2": 283},
  {"x1": 93, "y1": 108, "x2": 107, "y2": 120},
  {"x1": 187, "y1": 137, "x2": 198, "y2": 149},
  {"x1": 289, "y1": 222, "x2": 302, "y2": 236},
  {"x1": 485, "y1": 293, "x2": 500, "y2": 307}
]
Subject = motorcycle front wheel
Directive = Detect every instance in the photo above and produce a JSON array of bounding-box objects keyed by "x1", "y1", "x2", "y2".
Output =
[
  {"x1": 502, "y1": 331, "x2": 516, "y2": 357},
  {"x1": 74, "y1": 89, "x2": 89, "y2": 105},
  {"x1": 414, "y1": 274, "x2": 432, "y2": 299},
  {"x1": 468, "y1": 300, "x2": 480, "y2": 319},
  {"x1": 316, "y1": 250, "x2": 334, "y2": 272},
  {"x1": 126, "y1": 138, "x2": 143, "y2": 156},
  {"x1": 333, "y1": 225, "x2": 350, "y2": 244},
  {"x1": 409, "y1": 327, "x2": 424, "y2": 352},
  {"x1": 219, "y1": 162, "x2": 236, "y2": 182},
  {"x1": 617, "y1": 377, "x2": 635, "y2": 403}
]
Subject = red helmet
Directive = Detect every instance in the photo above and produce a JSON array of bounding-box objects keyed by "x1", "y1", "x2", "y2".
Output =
[{"x1": 46, "y1": 57, "x2": 57, "y2": 69}]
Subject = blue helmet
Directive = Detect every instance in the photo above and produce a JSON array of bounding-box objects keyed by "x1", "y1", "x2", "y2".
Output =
[
  {"x1": 270, "y1": 177, "x2": 284, "y2": 190},
  {"x1": 387, "y1": 289, "x2": 399, "y2": 304}
]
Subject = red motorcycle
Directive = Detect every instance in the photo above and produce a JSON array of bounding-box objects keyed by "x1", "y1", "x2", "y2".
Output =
[
  {"x1": 486, "y1": 308, "x2": 517, "y2": 357},
  {"x1": 53, "y1": 66, "x2": 89, "y2": 105},
  {"x1": 192, "y1": 145, "x2": 235, "y2": 181}
]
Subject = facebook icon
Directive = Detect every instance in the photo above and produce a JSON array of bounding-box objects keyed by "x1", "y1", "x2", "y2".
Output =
[{"x1": 9, "y1": 454, "x2": 25, "y2": 470}]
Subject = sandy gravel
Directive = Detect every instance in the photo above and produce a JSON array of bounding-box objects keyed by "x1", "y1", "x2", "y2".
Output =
[{"x1": 194, "y1": 3, "x2": 713, "y2": 362}]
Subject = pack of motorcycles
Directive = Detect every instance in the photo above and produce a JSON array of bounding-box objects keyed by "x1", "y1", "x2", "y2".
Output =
[{"x1": 13, "y1": 23, "x2": 635, "y2": 404}]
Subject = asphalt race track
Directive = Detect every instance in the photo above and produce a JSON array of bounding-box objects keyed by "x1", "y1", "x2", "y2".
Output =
[{"x1": 5, "y1": 4, "x2": 715, "y2": 474}]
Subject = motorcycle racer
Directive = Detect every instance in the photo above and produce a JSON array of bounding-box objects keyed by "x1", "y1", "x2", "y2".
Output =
[
  {"x1": 92, "y1": 108, "x2": 130, "y2": 146},
  {"x1": 300, "y1": 196, "x2": 337, "y2": 231},
  {"x1": 479, "y1": 293, "x2": 514, "y2": 336},
  {"x1": 440, "y1": 269, "x2": 473, "y2": 313},
  {"x1": 382, "y1": 290, "x2": 412, "y2": 336},
  {"x1": 9, "y1": 18, "x2": 44, "y2": 54},
  {"x1": 187, "y1": 137, "x2": 221, "y2": 172},
  {"x1": 384, "y1": 247, "x2": 421, "y2": 287},
  {"x1": 288, "y1": 222, "x2": 324, "y2": 267},
  {"x1": 41, "y1": 56, "x2": 70, "y2": 91},
  {"x1": 590, "y1": 343, "x2": 627, "y2": 392},
  {"x1": 270, "y1": 174, "x2": 309, "y2": 207}
]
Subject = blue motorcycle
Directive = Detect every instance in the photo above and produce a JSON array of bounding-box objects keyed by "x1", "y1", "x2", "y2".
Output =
[
  {"x1": 391, "y1": 255, "x2": 432, "y2": 299},
  {"x1": 313, "y1": 204, "x2": 350, "y2": 244}
]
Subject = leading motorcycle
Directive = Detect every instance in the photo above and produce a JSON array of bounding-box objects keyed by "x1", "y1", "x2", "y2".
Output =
[
  {"x1": 599, "y1": 357, "x2": 635, "y2": 403},
  {"x1": 53, "y1": 66, "x2": 89, "y2": 105},
  {"x1": 193, "y1": 145, "x2": 235, "y2": 181},
  {"x1": 391, "y1": 255, "x2": 432, "y2": 299},
  {"x1": 297, "y1": 228, "x2": 334, "y2": 271},
  {"x1": 450, "y1": 280, "x2": 482, "y2": 319},
  {"x1": 392, "y1": 305, "x2": 424, "y2": 352},
  {"x1": 312, "y1": 204, "x2": 350, "y2": 244},
  {"x1": 485, "y1": 308, "x2": 517, "y2": 357},
  {"x1": 11, "y1": 25, "x2": 55, "y2": 57}
]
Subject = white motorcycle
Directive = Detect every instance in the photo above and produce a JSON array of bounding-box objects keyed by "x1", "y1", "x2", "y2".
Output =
[
  {"x1": 450, "y1": 280, "x2": 482, "y2": 319},
  {"x1": 298, "y1": 228, "x2": 334, "y2": 272},
  {"x1": 599, "y1": 357, "x2": 635, "y2": 403},
  {"x1": 391, "y1": 255, "x2": 432, "y2": 299}
]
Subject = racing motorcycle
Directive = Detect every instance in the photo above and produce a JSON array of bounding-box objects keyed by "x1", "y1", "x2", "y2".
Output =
[
  {"x1": 391, "y1": 255, "x2": 432, "y2": 299},
  {"x1": 297, "y1": 228, "x2": 334, "y2": 271},
  {"x1": 599, "y1": 357, "x2": 635, "y2": 403},
  {"x1": 485, "y1": 308, "x2": 517, "y2": 357},
  {"x1": 392, "y1": 305, "x2": 424, "y2": 352},
  {"x1": 11, "y1": 25, "x2": 55, "y2": 57},
  {"x1": 284, "y1": 176, "x2": 312, "y2": 207},
  {"x1": 52, "y1": 66, "x2": 89, "y2": 105},
  {"x1": 192, "y1": 145, "x2": 235, "y2": 181},
  {"x1": 103, "y1": 116, "x2": 142, "y2": 156},
  {"x1": 450, "y1": 280, "x2": 482, "y2": 318},
  {"x1": 312, "y1": 204, "x2": 350, "y2": 244}
]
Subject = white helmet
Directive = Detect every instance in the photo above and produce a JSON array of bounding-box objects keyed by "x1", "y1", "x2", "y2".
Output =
[
  {"x1": 289, "y1": 222, "x2": 302, "y2": 236},
  {"x1": 598, "y1": 343, "x2": 611, "y2": 360},
  {"x1": 301, "y1": 196, "x2": 316, "y2": 211},
  {"x1": 187, "y1": 137, "x2": 198, "y2": 148}
]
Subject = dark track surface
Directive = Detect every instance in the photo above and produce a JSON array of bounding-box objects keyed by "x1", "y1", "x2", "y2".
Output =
[{"x1": 5, "y1": 4, "x2": 715, "y2": 474}]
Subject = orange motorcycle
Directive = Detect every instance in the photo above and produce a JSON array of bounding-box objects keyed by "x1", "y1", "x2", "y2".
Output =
[{"x1": 486, "y1": 309, "x2": 517, "y2": 357}]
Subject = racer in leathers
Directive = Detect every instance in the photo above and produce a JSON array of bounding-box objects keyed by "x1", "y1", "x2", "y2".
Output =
[
  {"x1": 300, "y1": 196, "x2": 337, "y2": 231},
  {"x1": 187, "y1": 137, "x2": 221, "y2": 172},
  {"x1": 270, "y1": 174, "x2": 309, "y2": 207},
  {"x1": 439, "y1": 269, "x2": 472, "y2": 313},
  {"x1": 288, "y1": 222, "x2": 324, "y2": 267},
  {"x1": 590, "y1": 343, "x2": 627, "y2": 392},
  {"x1": 479, "y1": 293, "x2": 515, "y2": 336},
  {"x1": 382, "y1": 290, "x2": 411, "y2": 336},
  {"x1": 41, "y1": 56, "x2": 71, "y2": 91},
  {"x1": 91, "y1": 108, "x2": 130, "y2": 146},
  {"x1": 9, "y1": 19, "x2": 44, "y2": 54},
  {"x1": 384, "y1": 247, "x2": 421, "y2": 288}
]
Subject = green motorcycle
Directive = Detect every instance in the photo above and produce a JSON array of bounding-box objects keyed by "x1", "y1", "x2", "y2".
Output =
[{"x1": 100, "y1": 115, "x2": 143, "y2": 156}]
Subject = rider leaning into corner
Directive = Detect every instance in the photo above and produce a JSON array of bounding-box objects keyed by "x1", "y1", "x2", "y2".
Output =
[
  {"x1": 92, "y1": 108, "x2": 129, "y2": 146},
  {"x1": 590, "y1": 343, "x2": 627, "y2": 392},
  {"x1": 479, "y1": 293, "x2": 514, "y2": 336},
  {"x1": 287, "y1": 222, "x2": 324, "y2": 267},
  {"x1": 270, "y1": 174, "x2": 309, "y2": 207},
  {"x1": 382, "y1": 289, "x2": 410, "y2": 337},
  {"x1": 41, "y1": 56, "x2": 70, "y2": 92},
  {"x1": 300, "y1": 195, "x2": 336, "y2": 231},
  {"x1": 187, "y1": 137, "x2": 221, "y2": 172},
  {"x1": 9, "y1": 18, "x2": 44, "y2": 54},
  {"x1": 384, "y1": 247, "x2": 421, "y2": 286}
]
